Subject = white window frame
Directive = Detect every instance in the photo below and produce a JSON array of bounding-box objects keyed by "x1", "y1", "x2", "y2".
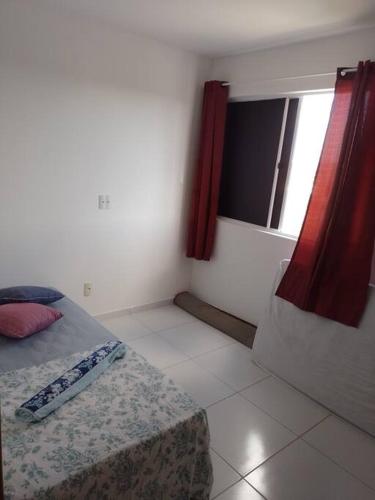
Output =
[{"x1": 223, "y1": 89, "x2": 334, "y2": 240}]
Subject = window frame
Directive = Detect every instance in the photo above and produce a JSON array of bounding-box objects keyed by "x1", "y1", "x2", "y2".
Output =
[{"x1": 221, "y1": 89, "x2": 334, "y2": 240}]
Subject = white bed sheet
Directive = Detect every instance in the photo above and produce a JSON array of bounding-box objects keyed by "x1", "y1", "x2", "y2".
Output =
[{"x1": 253, "y1": 260, "x2": 375, "y2": 436}]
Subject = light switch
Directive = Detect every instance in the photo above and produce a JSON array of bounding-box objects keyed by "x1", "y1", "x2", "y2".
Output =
[
  {"x1": 105, "y1": 194, "x2": 111, "y2": 209},
  {"x1": 98, "y1": 195, "x2": 105, "y2": 209}
]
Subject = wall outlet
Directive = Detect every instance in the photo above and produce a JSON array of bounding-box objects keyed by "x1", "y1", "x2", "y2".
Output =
[{"x1": 83, "y1": 282, "x2": 92, "y2": 297}]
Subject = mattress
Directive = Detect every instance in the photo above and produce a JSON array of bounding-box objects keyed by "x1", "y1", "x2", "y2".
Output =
[
  {"x1": 253, "y1": 260, "x2": 375, "y2": 436},
  {"x1": 0, "y1": 297, "x2": 116, "y2": 373},
  {"x1": 0, "y1": 298, "x2": 213, "y2": 499}
]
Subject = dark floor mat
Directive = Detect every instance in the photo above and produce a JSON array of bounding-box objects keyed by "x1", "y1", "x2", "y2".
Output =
[{"x1": 174, "y1": 292, "x2": 256, "y2": 348}]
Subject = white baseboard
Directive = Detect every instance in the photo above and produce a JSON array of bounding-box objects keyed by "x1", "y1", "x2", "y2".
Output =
[{"x1": 94, "y1": 298, "x2": 173, "y2": 321}]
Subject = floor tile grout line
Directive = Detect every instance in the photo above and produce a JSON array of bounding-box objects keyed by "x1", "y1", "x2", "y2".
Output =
[
  {"x1": 210, "y1": 449, "x2": 268, "y2": 499},
  {"x1": 129, "y1": 305, "x2": 200, "y2": 330},
  {"x1": 107, "y1": 325, "x2": 242, "y2": 372},
  {"x1": 237, "y1": 374, "x2": 274, "y2": 391},
  {"x1": 209, "y1": 451, "x2": 242, "y2": 498},
  {"x1": 208, "y1": 406, "x2": 332, "y2": 485},
  {"x1": 212, "y1": 476, "x2": 268, "y2": 500},
  {"x1": 211, "y1": 477, "x2": 243, "y2": 499},
  {"x1": 126, "y1": 320, "x2": 331, "y2": 441},
  {"x1": 128, "y1": 333, "x2": 239, "y2": 376},
  {"x1": 134, "y1": 318, "x2": 198, "y2": 333},
  {"x1": 204, "y1": 391, "x2": 238, "y2": 410},
  {"x1": 127, "y1": 328, "x2": 331, "y2": 440},
  {"x1": 242, "y1": 481, "x2": 268, "y2": 500},
  {"x1": 210, "y1": 446, "x2": 243, "y2": 478},
  {"x1": 119, "y1": 331, "x2": 154, "y2": 343},
  {"x1": 143, "y1": 329, "x2": 237, "y2": 361},
  {"x1": 126, "y1": 341, "x2": 189, "y2": 372},
  {"x1": 113, "y1": 310, "x2": 375, "y2": 493},
  {"x1": 112, "y1": 309, "x2": 248, "y2": 362},
  {"x1": 129, "y1": 304, "x2": 229, "y2": 334},
  {"x1": 113, "y1": 308, "x2": 244, "y2": 350},
  {"x1": 128, "y1": 338, "x2": 260, "y2": 395},
  {"x1": 101, "y1": 313, "x2": 155, "y2": 332},
  {"x1": 125, "y1": 349, "x2": 326, "y2": 453},
  {"x1": 191, "y1": 359, "x2": 270, "y2": 392},
  {"x1": 128, "y1": 332, "x2": 190, "y2": 363},
  {"x1": 300, "y1": 434, "x2": 375, "y2": 492},
  {"x1": 166, "y1": 340, "x2": 237, "y2": 361},
  {"x1": 234, "y1": 374, "x2": 274, "y2": 393},
  {"x1": 134, "y1": 308, "x2": 251, "y2": 351},
  {"x1": 295, "y1": 413, "x2": 331, "y2": 439},
  {"x1": 130, "y1": 303, "x2": 224, "y2": 333},
  {"x1": 236, "y1": 390, "x2": 330, "y2": 437},
  {"x1": 127, "y1": 346, "x2": 334, "y2": 497},
  {"x1": 205, "y1": 375, "x2": 271, "y2": 410},
  {"x1": 105, "y1": 311, "x2": 375, "y2": 496},
  {"x1": 123, "y1": 315, "x2": 331, "y2": 438},
  {"x1": 236, "y1": 391, "x2": 299, "y2": 436},
  {"x1": 131, "y1": 305, "x2": 253, "y2": 343},
  {"x1": 243, "y1": 414, "x2": 333, "y2": 482},
  {"x1": 244, "y1": 434, "x2": 302, "y2": 481},
  {"x1": 162, "y1": 360, "x2": 237, "y2": 397},
  {"x1": 190, "y1": 340, "x2": 252, "y2": 361}
]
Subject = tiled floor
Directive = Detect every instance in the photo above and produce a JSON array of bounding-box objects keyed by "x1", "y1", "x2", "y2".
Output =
[{"x1": 100, "y1": 305, "x2": 375, "y2": 500}]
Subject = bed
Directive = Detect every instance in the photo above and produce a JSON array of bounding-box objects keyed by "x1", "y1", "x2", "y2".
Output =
[
  {"x1": 0, "y1": 298, "x2": 213, "y2": 499},
  {"x1": 253, "y1": 260, "x2": 375, "y2": 437}
]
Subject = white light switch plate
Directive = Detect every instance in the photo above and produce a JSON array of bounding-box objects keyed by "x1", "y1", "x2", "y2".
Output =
[{"x1": 98, "y1": 195, "x2": 105, "y2": 209}]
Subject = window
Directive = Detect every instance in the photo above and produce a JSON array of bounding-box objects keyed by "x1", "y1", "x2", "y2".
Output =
[
  {"x1": 279, "y1": 93, "x2": 334, "y2": 235},
  {"x1": 219, "y1": 92, "x2": 334, "y2": 237}
]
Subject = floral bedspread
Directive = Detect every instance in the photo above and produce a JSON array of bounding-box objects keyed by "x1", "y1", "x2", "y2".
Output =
[{"x1": 0, "y1": 346, "x2": 213, "y2": 499}]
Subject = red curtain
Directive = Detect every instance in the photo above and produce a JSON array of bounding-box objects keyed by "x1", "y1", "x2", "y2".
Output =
[
  {"x1": 276, "y1": 61, "x2": 375, "y2": 327},
  {"x1": 186, "y1": 81, "x2": 229, "y2": 260}
]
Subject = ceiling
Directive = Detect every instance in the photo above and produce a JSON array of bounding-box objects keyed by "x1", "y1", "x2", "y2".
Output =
[{"x1": 45, "y1": 0, "x2": 375, "y2": 56}]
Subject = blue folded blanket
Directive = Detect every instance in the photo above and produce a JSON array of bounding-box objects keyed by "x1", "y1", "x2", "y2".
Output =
[{"x1": 16, "y1": 340, "x2": 126, "y2": 423}]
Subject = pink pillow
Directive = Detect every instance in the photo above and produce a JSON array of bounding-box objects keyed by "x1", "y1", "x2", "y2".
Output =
[{"x1": 0, "y1": 303, "x2": 63, "y2": 339}]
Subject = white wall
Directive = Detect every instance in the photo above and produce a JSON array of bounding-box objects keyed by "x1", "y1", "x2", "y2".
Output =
[
  {"x1": 212, "y1": 27, "x2": 375, "y2": 98},
  {"x1": 191, "y1": 28, "x2": 375, "y2": 325},
  {"x1": 192, "y1": 219, "x2": 296, "y2": 325},
  {"x1": 0, "y1": 0, "x2": 211, "y2": 315}
]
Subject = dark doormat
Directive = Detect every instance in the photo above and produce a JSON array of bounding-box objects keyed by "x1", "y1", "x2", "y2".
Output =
[{"x1": 174, "y1": 292, "x2": 256, "y2": 348}]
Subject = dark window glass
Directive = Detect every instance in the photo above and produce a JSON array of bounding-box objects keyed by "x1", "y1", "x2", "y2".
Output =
[{"x1": 219, "y1": 98, "x2": 299, "y2": 228}]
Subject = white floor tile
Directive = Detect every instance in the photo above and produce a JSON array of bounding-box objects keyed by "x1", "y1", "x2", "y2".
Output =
[
  {"x1": 132, "y1": 305, "x2": 195, "y2": 332},
  {"x1": 163, "y1": 360, "x2": 235, "y2": 408},
  {"x1": 303, "y1": 415, "x2": 375, "y2": 490},
  {"x1": 246, "y1": 439, "x2": 375, "y2": 500},
  {"x1": 100, "y1": 314, "x2": 152, "y2": 341},
  {"x1": 194, "y1": 344, "x2": 269, "y2": 391},
  {"x1": 159, "y1": 321, "x2": 233, "y2": 357},
  {"x1": 240, "y1": 377, "x2": 329, "y2": 435},
  {"x1": 207, "y1": 394, "x2": 295, "y2": 475},
  {"x1": 214, "y1": 480, "x2": 264, "y2": 500},
  {"x1": 127, "y1": 334, "x2": 188, "y2": 369},
  {"x1": 210, "y1": 450, "x2": 241, "y2": 498}
]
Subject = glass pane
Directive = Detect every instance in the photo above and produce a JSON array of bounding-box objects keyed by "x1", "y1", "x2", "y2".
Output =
[{"x1": 279, "y1": 93, "x2": 334, "y2": 236}]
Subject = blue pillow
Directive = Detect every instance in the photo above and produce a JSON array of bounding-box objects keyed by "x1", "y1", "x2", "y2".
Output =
[{"x1": 0, "y1": 286, "x2": 64, "y2": 305}]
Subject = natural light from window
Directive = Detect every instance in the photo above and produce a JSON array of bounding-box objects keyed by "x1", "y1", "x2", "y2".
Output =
[{"x1": 280, "y1": 92, "x2": 334, "y2": 237}]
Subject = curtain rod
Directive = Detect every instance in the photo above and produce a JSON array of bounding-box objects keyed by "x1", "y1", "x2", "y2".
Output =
[{"x1": 221, "y1": 67, "x2": 357, "y2": 86}]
